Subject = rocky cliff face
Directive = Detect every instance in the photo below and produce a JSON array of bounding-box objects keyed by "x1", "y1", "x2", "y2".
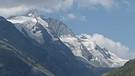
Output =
[{"x1": 46, "y1": 18, "x2": 75, "y2": 37}]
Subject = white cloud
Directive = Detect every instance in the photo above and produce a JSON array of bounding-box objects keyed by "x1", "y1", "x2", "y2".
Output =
[
  {"x1": 55, "y1": 0, "x2": 74, "y2": 10},
  {"x1": 61, "y1": 13, "x2": 86, "y2": 21},
  {"x1": 91, "y1": 34, "x2": 135, "y2": 59},
  {"x1": 0, "y1": 0, "x2": 74, "y2": 17},
  {"x1": 77, "y1": 0, "x2": 133, "y2": 10},
  {"x1": 77, "y1": 0, "x2": 117, "y2": 9},
  {"x1": 0, "y1": 0, "x2": 131, "y2": 17},
  {"x1": 0, "y1": 6, "x2": 29, "y2": 17},
  {"x1": 0, "y1": 0, "x2": 62, "y2": 8},
  {"x1": 67, "y1": 13, "x2": 77, "y2": 19}
]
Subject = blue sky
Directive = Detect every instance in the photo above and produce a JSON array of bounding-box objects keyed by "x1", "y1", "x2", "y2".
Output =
[{"x1": 0, "y1": 0, "x2": 135, "y2": 59}]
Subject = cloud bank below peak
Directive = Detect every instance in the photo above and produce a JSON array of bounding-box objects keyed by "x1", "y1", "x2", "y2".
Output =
[{"x1": 0, "y1": 0, "x2": 131, "y2": 17}]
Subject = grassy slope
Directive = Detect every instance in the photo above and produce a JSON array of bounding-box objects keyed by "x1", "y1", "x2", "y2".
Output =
[{"x1": 104, "y1": 59, "x2": 135, "y2": 76}]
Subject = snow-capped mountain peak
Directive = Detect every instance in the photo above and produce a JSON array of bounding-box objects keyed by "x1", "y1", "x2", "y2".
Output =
[
  {"x1": 8, "y1": 14, "x2": 49, "y2": 44},
  {"x1": 77, "y1": 34, "x2": 127, "y2": 67},
  {"x1": 61, "y1": 33, "x2": 127, "y2": 67},
  {"x1": 7, "y1": 13, "x2": 127, "y2": 67}
]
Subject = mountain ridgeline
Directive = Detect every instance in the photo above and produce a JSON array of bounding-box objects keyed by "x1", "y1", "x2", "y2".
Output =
[{"x1": 0, "y1": 12, "x2": 127, "y2": 76}]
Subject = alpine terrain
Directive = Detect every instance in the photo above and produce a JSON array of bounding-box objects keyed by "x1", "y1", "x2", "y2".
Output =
[{"x1": 0, "y1": 11, "x2": 127, "y2": 76}]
